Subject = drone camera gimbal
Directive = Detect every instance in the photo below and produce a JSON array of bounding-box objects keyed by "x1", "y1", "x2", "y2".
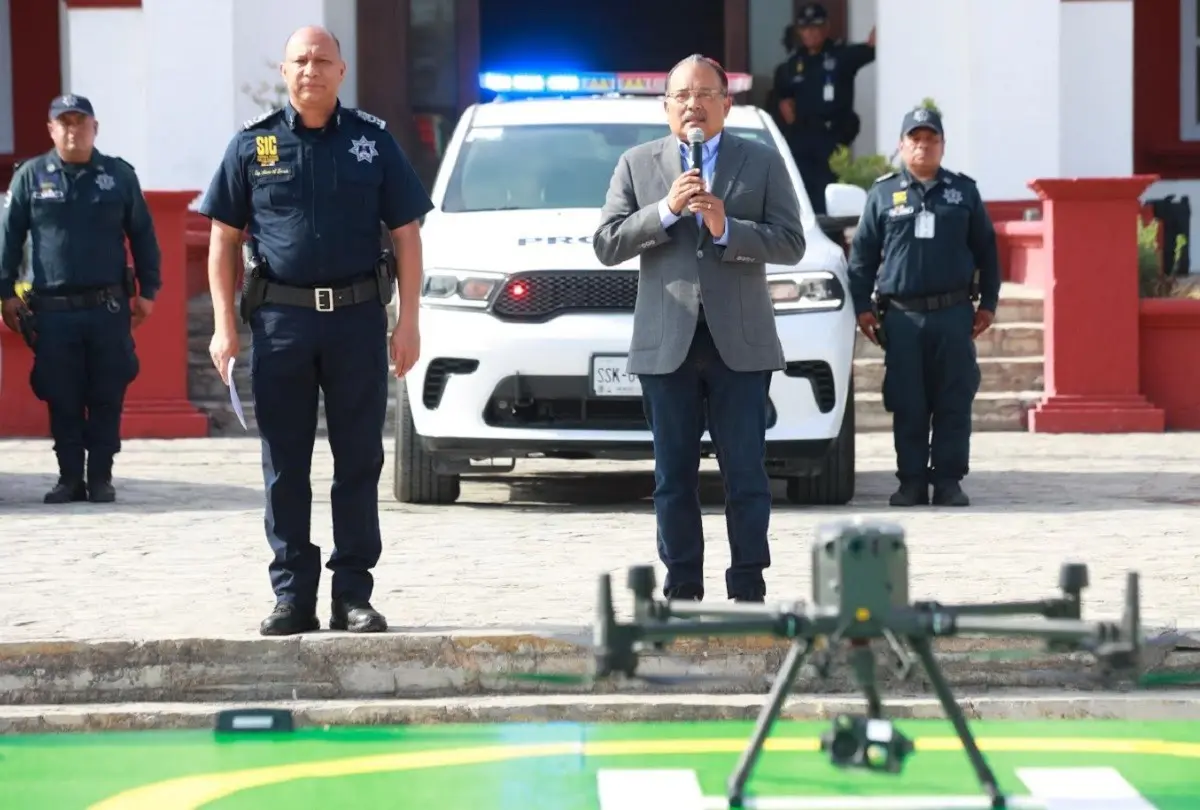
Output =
[{"x1": 592, "y1": 519, "x2": 1143, "y2": 809}]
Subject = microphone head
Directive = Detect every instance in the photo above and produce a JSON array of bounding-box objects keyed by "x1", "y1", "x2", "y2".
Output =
[{"x1": 687, "y1": 127, "x2": 705, "y2": 144}]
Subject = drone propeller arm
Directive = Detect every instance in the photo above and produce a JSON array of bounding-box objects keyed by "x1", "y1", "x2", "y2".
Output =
[
  {"x1": 948, "y1": 614, "x2": 1126, "y2": 649},
  {"x1": 634, "y1": 615, "x2": 815, "y2": 646}
]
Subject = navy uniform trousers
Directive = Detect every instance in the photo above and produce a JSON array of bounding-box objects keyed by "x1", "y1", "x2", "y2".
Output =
[
  {"x1": 30, "y1": 298, "x2": 139, "y2": 482},
  {"x1": 639, "y1": 319, "x2": 773, "y2": 600},
  {"x1": 881, "y1": 301, "x2": 981, "y2": 485},
  {"x1": 249, "y1": 299, "x2": 390, "y2": 610}
]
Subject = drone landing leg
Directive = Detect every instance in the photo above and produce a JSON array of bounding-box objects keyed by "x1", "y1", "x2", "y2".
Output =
[
  {"x1": 725, "y1": 638, "x2": 809, "y2": 809},
  {"x1": 908, "y1": 637, "x2": 1007, "y2": 809},
  {"x1": 849, "y1": 641, "x2": 883, "y2": 718}
]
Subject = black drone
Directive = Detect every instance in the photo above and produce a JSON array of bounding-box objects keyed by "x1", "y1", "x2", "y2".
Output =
[{"x1": 588, "y1": 519, "x2": 1143, "y2": 809}]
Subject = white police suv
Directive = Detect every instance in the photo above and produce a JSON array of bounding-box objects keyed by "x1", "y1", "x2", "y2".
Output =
[{"x1": 393, "y1": 70, "x2": 860, "y2": 505}]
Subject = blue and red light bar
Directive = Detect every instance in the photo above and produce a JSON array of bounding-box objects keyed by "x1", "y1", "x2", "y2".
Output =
[{"x1": 479, "y1": 71, "x2": 753, "y2": 97}]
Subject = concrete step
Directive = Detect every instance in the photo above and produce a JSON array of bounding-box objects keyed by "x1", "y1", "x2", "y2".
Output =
[
  {"x1": 2, "y1": 631, "x2": 1191, "y2": 706},
  {"x1": 854, "y1": 356, "x2": 1044, "y2": 394},
  {"x1": 5, "y1": 693, "x2": 1198, "y2": 733},
  {"x1": 854, "y1": 391, "x2": 1041, "y2": 431},
  {"x1": 854, "y1": 322, "x2": 1043, "y2": 359}
]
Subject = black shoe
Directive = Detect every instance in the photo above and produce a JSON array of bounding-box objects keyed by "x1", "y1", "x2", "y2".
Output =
[
  {"x1": 664, "y1": 582, "x2": 704, "y2": 602},
  {"x1": 330, "y1": 599, "x2": 388, "y2": 633},
  {"x1": 932, "y1": 482, "x2": 970, "y2": 507},
  {"x1": 44, "y1": 478, "x2": 87, "y2": 504},
  {"x1": 259, "y1": 602, "x2": 320, "y2": 636},
  {"x1": 87, "y1": 480, "x2": 116, "y2": 503},
  {"x1": 889, "y1": 482, "x2": 929, "y2": 507},
  {"x1": 731, "y1": 592, "x2": 765, "y2": 603}
]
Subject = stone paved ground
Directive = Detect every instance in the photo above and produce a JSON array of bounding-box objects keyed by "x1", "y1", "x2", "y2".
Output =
[{"x1": 0, "y1": 433, "x2": 1197, "y2": 643}]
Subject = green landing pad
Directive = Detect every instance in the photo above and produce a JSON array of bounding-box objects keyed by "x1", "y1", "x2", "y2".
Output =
[{"x1": 2, "y1": 719, "x2": 1198, "y2": 809}]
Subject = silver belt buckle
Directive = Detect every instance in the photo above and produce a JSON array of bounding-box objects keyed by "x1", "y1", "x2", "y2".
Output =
[{"x1": 314, "y1": 287, "x2": 334, "y2": 312}]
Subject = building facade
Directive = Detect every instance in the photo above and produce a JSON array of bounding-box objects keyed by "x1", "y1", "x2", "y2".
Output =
[{"x1": 2, "y1": 0, "x2": 1197, "y2": 248}]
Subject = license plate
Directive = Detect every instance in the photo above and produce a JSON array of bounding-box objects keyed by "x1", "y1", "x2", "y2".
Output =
[{"x1": 590, "y1": 355, "x2": 641, "y2": 397}]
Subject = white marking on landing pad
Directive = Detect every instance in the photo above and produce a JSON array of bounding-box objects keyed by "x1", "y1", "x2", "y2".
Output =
[
  {"x1": 596, "y1": 767, "x2": 1161, "y2": 810},
  {"x1": 597, "y1": 769, "x2": 704, "y2": 809},
  {"x1": 1017, "y1": 767, "x2": 1159, "y2": 809}
]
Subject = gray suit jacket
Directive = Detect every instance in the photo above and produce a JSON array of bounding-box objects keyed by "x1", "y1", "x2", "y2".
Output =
[{"x1": 593, "y1": 132, "x2": 806, "y2": 375}]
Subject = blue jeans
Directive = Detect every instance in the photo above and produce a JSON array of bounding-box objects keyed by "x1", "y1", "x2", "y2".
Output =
[{"x1": 639, "y1": 320, "x2": 773, "y2": 600}]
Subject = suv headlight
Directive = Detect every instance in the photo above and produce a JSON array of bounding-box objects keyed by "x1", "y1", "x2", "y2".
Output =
[
  {"x1": 421, "y1": 269, "x2": 507, "y2": 310},
  {"x1": 768, "y1": 270, "x2": 845, "y2": 313}
]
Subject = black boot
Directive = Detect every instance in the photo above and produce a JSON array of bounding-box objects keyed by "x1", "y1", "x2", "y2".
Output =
[
  {"x1": 889, "y1": 481, "x2": 929, "y2": 507},
  {"x1": 44, "y1": 477, "x2": 87, "y2": 504},
  {"x1": 932, "y1": 481, "x2": 970, "y2": 507},
  {"x1": 330, "y1": 599, "x2": 388, "y2": 633},
  {"x1": 259, "y1": 602, "x2": 320, "y2": 636},
  {"x1": 87, "y1": 458, "x2": 116, "y2": 503}
]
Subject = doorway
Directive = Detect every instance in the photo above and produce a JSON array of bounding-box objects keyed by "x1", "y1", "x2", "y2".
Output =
[{"x1": 479, "y1": 0, "x2": 726, "y2": 74}]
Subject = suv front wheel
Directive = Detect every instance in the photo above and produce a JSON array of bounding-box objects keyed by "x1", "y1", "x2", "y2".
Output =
[{"x1": 393, "y1": 381, "x2": 461, "y2": 504}]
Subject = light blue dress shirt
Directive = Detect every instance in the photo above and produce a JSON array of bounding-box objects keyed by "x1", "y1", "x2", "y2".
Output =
[{"x1": 657, "y1": 131, "x2": 729, "y2": 245}]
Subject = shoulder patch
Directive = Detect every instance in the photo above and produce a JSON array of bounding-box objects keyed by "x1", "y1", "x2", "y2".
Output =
[
  {"x1": 350, "y1": 108, "x2": 386, "y2": 129},
  {"x1": 242, "y1": 109, "x2": 281, "y2": 130},
  {"x1": 873, "y1": 171, "x2": 897, "y2": 184}
]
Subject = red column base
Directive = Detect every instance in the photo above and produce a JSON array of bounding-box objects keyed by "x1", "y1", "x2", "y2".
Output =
[
  {"x1": 120, "y1": 400, "x2": 210, "y2": 439},
  {"x1": 1027, "y1": 395, "x2": 1165, "y2": 433}
]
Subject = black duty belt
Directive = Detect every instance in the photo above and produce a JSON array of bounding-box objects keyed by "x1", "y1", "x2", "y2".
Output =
[
  {"x1": 887, "y1": 290, "x2": 972, "y2": 313},
  {"x1": 261, "y1": 277, "x2": 379, "y2": 312},
  {"x1": 29, "y1": 285, "x2": 125, "y2": 312}
]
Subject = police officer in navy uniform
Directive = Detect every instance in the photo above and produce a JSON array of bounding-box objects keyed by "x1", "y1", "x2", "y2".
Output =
[
  {"x1": 773, "y1": 2, "x2": 876, "y2": 214},
  {"x1": 199, "y1": 26, "x2": 431, "y2": 636},
  {"x1": 0, "y1": 94, "x2": 160, "y2": 504},
  {"x1": 847, "y1": 106, "x2": 1001, "y2": 508}
]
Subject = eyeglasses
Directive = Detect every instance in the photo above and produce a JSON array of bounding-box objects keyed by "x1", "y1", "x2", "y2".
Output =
[{"x1": 666, "y1": 89, "x2": 726, "y2": 103}]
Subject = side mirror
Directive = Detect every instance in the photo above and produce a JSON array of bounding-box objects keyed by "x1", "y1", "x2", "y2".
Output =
[{"x1": 825, "y1": 183, "x2": 868, "y2": 219}]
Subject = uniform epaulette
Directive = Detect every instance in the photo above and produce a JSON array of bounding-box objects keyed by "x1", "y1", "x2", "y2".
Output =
[
  {"x1": 954, "y1": 171, "x2": 977, "y2": 184},
  {"x1": 111, "y1": 156, "x2": 135, "y2": 172},
  {"x1": 242, "y1": 108, "x2": 282, "y2": 130},
  {"x1": 350, "y1": 108, "x2": 387, "y2": 129},
  {"x1": 873, "y1": 172, "x2": 897, "y2": 184}
]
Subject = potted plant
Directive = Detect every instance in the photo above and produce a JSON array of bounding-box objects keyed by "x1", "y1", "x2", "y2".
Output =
[{"x1": 1137, "y1": 216, "x2": 1200, "y2": 428}]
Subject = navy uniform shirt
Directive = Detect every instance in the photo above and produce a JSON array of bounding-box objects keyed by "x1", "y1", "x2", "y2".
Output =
[
  {"x1": 0, "y1": 149, "x2": 162, "y2": 300},
  {"x1": 773, "y1": 40, "x2": 875, "y2": 125},
  {"x1": 847, "y1": 167, "x2": 1001, "y2": 315},
  {"x1": 198, "y1": 101, "x2": 433, "y2": 287}
]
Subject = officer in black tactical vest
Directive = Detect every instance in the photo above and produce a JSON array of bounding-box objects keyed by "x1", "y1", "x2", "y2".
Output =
[
  {"x1": 199, "y1": 26, "x2": 432, "y2": 637},
  {"x1": 847, "y1": 106, "x2": 1001, "y2": 509},
  {"x1": 0, "y1": 94, "x2": 161, "y2": 504},
  {"x1": 773, "y1": 2, "x2": 876, "y2": 214}
]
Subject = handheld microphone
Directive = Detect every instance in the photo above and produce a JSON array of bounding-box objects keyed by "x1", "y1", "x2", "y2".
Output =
[{"x1": 687, "y1": 127, "x2": 705, "y2": 174}]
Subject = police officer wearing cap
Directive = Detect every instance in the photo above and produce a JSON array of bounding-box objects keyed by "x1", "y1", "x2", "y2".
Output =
[
  {"x1": 847, "y1": 106, "x2": 1000, "y2": 508},
  {"x1": 199, "y1": 26, "x2": 432, "y2": 636},
  {"x1": 0, "y1": 94, "x2": 160, "y2": 504},
  {"x1": 773, "y1": 2, "x2": 876, "y2": 214}
]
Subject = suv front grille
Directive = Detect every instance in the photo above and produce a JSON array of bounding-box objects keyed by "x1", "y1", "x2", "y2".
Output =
[{"x1": 491, "y1": 270, "x2": 638, "y2": 321}]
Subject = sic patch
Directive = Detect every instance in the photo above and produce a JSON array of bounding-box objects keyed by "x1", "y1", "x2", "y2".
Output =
[
  {"x1": 255, "y1": 135, "x2": 280, "y2": 166},
  {"x1": 891, "y1": 190, "x2": 908, "y2": 207}
]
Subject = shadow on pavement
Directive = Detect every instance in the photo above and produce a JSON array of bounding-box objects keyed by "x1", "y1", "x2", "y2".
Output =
[
  {"x1": 450, "y1": 469, "x2": 1200, "y2": 514},
  {"x1": 0, "y1": 471, "x2": 265, "y2": 513}
]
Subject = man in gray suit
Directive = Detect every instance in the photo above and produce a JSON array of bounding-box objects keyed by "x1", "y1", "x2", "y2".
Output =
[{"x1": 593, "y1": 54, "x2": 807, "y2": 603}]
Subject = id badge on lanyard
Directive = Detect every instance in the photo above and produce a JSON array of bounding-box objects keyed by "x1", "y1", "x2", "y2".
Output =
[
  {"x1": 915, "y1": 209, "x2": 935, "y2": 239},
  {"x1": 823, "y1": 55, "x2": 836, "y2": 103}
]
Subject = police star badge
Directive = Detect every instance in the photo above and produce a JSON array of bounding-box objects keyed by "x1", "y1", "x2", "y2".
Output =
[
  {"x1": 943, "y1": 188, "x2": 963, "y2": 205},
  {"x1": 96, "y1": 173, "x2": 115, "y2": 191},
  {"x1": 349, "y1": 136, "x2": 378, "y2": 163}
]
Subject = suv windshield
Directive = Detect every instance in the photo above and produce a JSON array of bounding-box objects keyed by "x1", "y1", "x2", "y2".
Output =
[{"x1": 441, "y1": 123, "x2": 795, "y2": 214}]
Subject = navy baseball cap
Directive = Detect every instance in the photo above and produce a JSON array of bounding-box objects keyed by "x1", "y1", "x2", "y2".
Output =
[
  {"x1": 901, "y1": 106, "x2": 943, "y2": 137},
  {"x1": 49, "y1": 94, "x2": 95, "y2": 120},
  {"x1": 796, "y1": 2, "x2": 828, "y2": 26}
]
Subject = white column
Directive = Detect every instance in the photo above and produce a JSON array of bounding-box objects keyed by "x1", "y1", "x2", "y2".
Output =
[
  {"x1": 1057, "y1": 0, "x2": 1134, "y2": 177},
  {"x1": 142, "y1": 0, "x2": 237, "y2": 192},
  {"x1": 64, "y1": 6, "x2": 151, "y2": 179},
  {"x1": 874, "y1": 0, "x2": 1134, "y2": 200},
  {"x1": 846, "y1": 0, "x2": 877, "y2": 160}
]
